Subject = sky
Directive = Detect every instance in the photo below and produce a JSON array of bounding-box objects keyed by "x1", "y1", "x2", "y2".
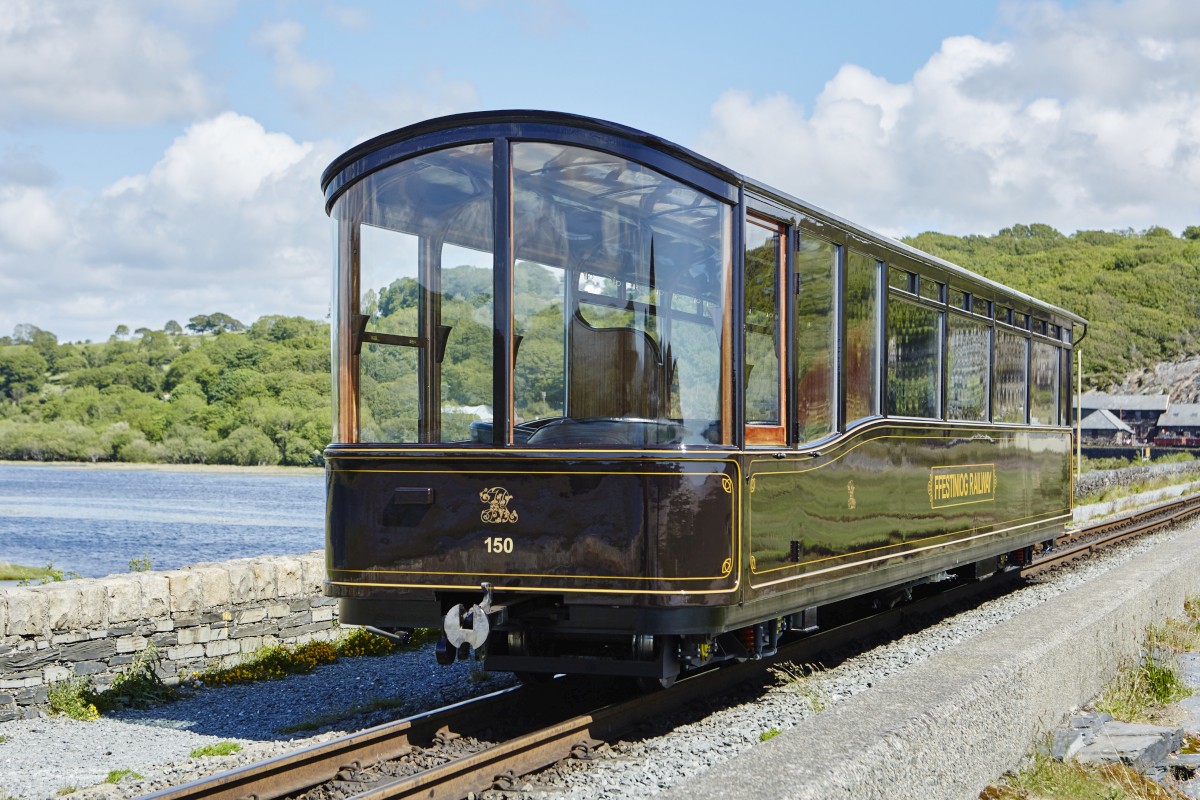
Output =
[{"x1": 1, "y1": 0, "x2": 1199, "y2": 343}]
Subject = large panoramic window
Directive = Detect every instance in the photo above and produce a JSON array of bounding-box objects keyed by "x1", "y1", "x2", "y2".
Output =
[
  {"x1": 511, "y1": 141, "x2": 732, "y2": 447},
  {"x1": 1030, "y1": 340, "x2": 1060, "y2": 425},
  {"x1": 886, "y1": 296, "x2": 939, "y2": 418},
  {"x1": 994, "y1": 329, "x2": 1028, "y2": 423},
  {"x1": 946, "y1": 314, "x2": 990, "y2": 421}
]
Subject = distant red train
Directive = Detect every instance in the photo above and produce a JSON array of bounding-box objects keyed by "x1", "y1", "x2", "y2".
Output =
[{"x1": 319, "y1": 111, "x2": 1087, "y2": 687}]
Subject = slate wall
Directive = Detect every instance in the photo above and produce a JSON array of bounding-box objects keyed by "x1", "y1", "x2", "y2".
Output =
[{"x1": 0, "y1": 551, "x2": 336, "y2": 721}]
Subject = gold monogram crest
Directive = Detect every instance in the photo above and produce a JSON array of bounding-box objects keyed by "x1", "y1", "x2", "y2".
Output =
[
  {"x1": 847, "y1": 480, "x2": 857, "y2": 510},
  {"x1": 480, "y1": 487, "x2": 518, "y2": 524}
]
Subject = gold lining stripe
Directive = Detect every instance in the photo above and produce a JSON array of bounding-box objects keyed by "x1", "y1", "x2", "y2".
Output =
[
  {"x1": 748, "y1": 508, "x2": 1069, "y2": 576},
  {"x1": 326, "y1": 580, "x2": 741, "y2": 597},
  {"x1": 748, "y1": 512, "x2": 1071, "y2": 590},
  {"x1": 331, "y1": 460, "x2": 743, "y2": 584}
]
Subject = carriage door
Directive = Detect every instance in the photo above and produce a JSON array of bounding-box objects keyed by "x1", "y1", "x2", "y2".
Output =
[{"x1": 744, "y1": 216, "x2": 787, "y2": 446}]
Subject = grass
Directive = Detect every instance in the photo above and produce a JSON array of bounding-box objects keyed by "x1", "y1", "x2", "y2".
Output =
[
  {"x1": 189, "y1": 741, "x2": 242, "y2": 758},
  {"x1": 1095, "y1": 627, "x2": 1193, "y2": 724},
  {"x1": 983, "y1": 751, "x2": 1184, "y2": 800},
  {"x1": 45, "y1": 629, "x2": 428, "y2": 723},
  {"x1": 0, "y1": 561, "x2": 77, "y2": 584},
  {"x1": 95, "y1": 645, "x2": 176, "y2": 711},
  {"x1": 277, "y1": 696, "x2": 409, "y2": 734},
  {"x1": 104, "y1": 770, "x2": 143, "y2": 784},
  {"x1": 769, "y1": 661, "x2": 828, "y2": 712},
  {"x1": 759, "y1": 727, "x2": 781, "y2": 742}
]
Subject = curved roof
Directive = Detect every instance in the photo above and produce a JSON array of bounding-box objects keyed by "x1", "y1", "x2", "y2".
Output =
[{"x1": 323, "y1": 109, "x2": 1087, "y2": 328}]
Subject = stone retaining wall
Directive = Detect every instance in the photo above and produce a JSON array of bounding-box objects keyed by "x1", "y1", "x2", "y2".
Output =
[
  {"x1": 1076, "y1": 460, "x2": 1200, "y2": 498},
  {"x1": 0, "y1": 551, "x2": 336, "y2": 722}
]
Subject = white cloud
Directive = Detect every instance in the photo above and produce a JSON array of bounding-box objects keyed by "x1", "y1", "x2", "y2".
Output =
[
  {"x1": 0, "y1": 113, "x2": 339, "y2": 342},
  {"x1": 253, "y1": 19, "x2": 334, "y2": 100},
  {"x1": 0, "y1": 0, "x2": 213, "y2": 127},
  {"x1": 697, "y1": 0, "x2": 1200, "y2": 237}
]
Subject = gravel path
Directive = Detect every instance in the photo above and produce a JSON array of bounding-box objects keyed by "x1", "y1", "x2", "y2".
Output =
[{"x1": 0, "y1": 520, "x2": 1189, "y2": 800}]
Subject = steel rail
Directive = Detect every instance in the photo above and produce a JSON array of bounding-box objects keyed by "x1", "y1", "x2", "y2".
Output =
[
  {"x1": 136, "y1": 684, "x2": 531, "y2": 800},
  {"x1": 139, "y1": 490, "x2": 1200, "y2": 800},
  {"x1": 1026, "y1": 492, "x2": 1200, "y2": 575}
]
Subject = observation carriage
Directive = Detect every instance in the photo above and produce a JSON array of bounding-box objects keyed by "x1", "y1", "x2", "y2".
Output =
[{"x1": 321, "y1": 110, "x2": 1086, "y2": 684}]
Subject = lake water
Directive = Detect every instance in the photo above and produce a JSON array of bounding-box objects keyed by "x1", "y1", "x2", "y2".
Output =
[{"x1": 0, "y1": 463, "x2": 325, "y2": 579}]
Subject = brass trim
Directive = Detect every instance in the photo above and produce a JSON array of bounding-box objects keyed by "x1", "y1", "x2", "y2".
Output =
[
  {"x1": 331, "y1": 461, "x2": 740, "y2": 583},
  {"x1": 326, "y1": 579, "x2": 742, "y2": 597},
  {"x1": 748, "y1": 512, "x2": 1071, "y2": 590}
]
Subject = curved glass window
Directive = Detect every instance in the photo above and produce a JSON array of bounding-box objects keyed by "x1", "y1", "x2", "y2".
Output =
[
  {"x1": 511, "y1": 142, "x2": 731, "y2": 447},
  {"x1": 332, "y1": 144, "x2": 494, "y2": 444}
]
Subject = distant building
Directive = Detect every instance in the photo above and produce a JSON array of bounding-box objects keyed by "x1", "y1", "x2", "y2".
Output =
[
  {"x1": 1077, "y1": 392, "x2": 1169, "y2": 442},
  {"x1": 1155, "y1": 403, "x2": 1200, "y2": 446},
  {"x1": 1078, "y1": 409, "x2": 1136, "y2": 446}
]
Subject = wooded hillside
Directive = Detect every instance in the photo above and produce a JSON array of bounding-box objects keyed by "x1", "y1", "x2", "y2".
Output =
[
  {"x1": 904, "y1": 224, "x2": 1200, "y2": 388},
  {"x1": 0, "y1": 316, "x2": 329, "y2": 466},
  {"x1": 1, "y1": 224, "x2": 1196, "y2": 464}
]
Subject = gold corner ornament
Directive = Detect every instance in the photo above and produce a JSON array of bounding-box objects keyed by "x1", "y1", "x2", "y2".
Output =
[
  {"x1": 721, "y1": 557, "x2": 733, "y2": 576},
  {"x1": 480, "y1": 487, "x2": 518, "y2": 524},
  {"x1": 721, "y1": 476, "x2": 734, "y2": 494}
]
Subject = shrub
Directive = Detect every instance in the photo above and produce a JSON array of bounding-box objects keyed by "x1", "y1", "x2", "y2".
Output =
[
  {"x1": 47, "y1": 678, "x2": 99, "y2": 721},
  {"x1": 197, "y1": 639, "x2": 338, "y2": 687},
  {"x1": 94, "y1": 645, "x2": 176, "y2": 711}
]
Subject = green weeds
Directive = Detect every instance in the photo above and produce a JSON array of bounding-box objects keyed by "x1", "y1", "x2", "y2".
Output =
[
  {"x1": 189, "y1": 741, "x2": 242, "y2": 758},
  {"x1": 769, "y1": 661, "x2": 828, "y2": 712},
  {"x1": 104, "y1": 770, "x2": 143, "y2": 784},
  {"x1": 194, "y1": 628, "x2": 427, "y2": 688},
  {"x1": 47, "y1": 677, "x2": 99, "y2": 721},
  {"x1": 96, "y1": 645, "x2": 176, "y2": 711},
  {"x1": 47, "y1": 645, "x2": 175, "y2": 720},
  {"x1": 1096, "y1": 628, "x2": 1193, "y2": 723},
  {"x1": 983, "y1": 751, "x2": 1181, "y2": 800}
]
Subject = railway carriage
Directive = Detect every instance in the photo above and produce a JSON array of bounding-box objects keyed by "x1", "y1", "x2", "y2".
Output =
[{"x1": 321, "y1": 110, "x2": 1085, "y2": 684}]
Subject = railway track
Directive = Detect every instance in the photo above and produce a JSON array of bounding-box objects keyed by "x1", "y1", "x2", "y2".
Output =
[{"x1": 140, "y1": 492, "x2": 1200, "y2": 800}]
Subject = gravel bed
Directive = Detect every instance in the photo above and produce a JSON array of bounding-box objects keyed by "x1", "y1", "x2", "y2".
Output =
[
  {"x1": 0, "y1": 647, "x2": 517, "y2": 800},
  {"x1": 0, "y1": 520, "x2": 1189, "y2": 800}
]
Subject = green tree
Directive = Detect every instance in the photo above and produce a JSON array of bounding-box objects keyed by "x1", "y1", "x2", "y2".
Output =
[
  {"x1": 214, "y1": 425, "x2": 280, "y2": 466},
  {"x1": 0, "y1": 349, "x2": 48, "y2": 402}
]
